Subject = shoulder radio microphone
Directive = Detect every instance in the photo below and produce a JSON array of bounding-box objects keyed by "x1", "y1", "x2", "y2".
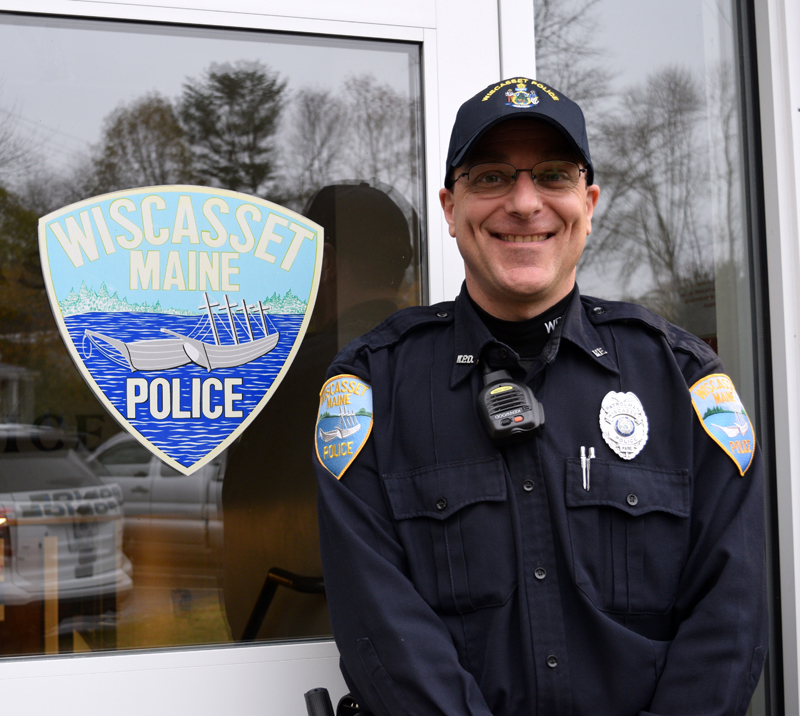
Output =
[{"x1": 478, "y1": 365, "x2": 544, "y2": 444}]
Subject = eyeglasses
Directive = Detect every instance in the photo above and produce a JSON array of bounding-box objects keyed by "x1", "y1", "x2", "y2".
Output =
[{"x1": 454, "y1": 161, "x2": 587, "y2": 196}]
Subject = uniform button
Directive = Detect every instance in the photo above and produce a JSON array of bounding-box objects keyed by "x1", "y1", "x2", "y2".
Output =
[
  {"x1": 523, "y1": 480, "x2": 534, "y2": 492},
  {"x1": 436, "y1": 497, "x2": 447, "y2": 511},
  {"x1": 626, "y1": 493, "x2": 638, "y2": 506},
  {"x1": 436, "y1": 312, "x2": 448, "y2": 318},
  {"x1": 546, "y1": 655, "x2": 558, "y2": 668},
  {"x1": 498, "y1": 348, "x2": 508, "y2": 359},
  {"x1": 534, "y1": 567, "x2": 546, "y2": 580},
  {"x1": 592, "y1": 306, "x2": 605, "y2": 315}
]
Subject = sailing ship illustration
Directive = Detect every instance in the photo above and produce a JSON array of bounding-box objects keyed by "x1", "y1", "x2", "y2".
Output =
[
  {"x1": 84, "y1": 292, "x2": 279, "y2": 372},
  {"x1": 319, "y1": 408, "x2": 362, "y2": 443},
  {"x1": 712, "y1": 411, "x2": 750, "y2": 438}
]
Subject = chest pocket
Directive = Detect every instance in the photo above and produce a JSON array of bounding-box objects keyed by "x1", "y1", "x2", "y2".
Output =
[
  {"x1": 565, "y1": 457, "x2": 690, "y2": 615},
  {"x1": 384, "y1": 456, "x2": 516, "y2": 615}
]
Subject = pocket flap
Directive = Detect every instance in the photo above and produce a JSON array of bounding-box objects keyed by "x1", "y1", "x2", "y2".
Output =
[
  {"x1": 384, "y1": 456, "x2": 506, "y2": 520},
  {"x1": 565, "y1": 457, "x2": 689, "y2": 517}
]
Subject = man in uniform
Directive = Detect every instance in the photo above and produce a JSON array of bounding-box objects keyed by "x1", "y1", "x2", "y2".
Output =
[{"x1": 313, "y1": 78, "x2": 767, "y2": 716}]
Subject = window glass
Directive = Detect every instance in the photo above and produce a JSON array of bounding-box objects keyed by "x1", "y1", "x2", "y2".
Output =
[
  {"x1": 535, "y1": 0, "x2": 763, "y2": 712},
  {"x1": 535, "y1": 0, "x2": 754, "y2": 409},
  {"x1": 0, "y1": 13, "x2": 424, "y2": 656},
  {"x1": 95, "y1": 443, "x2": 152, "y2": 467}
]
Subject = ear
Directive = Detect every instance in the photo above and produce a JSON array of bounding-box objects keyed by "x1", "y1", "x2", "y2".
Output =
[
  {"x1": 439, "y1": 187, "x2": 457, "y2": 238},
  {"x1": 584, "y1": 184, "x2": 600, "y2": 235}
]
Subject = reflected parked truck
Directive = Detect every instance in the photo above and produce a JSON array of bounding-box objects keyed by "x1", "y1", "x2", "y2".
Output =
[
  {"x1": 0, "y1": 424, "x2": 132, "y2": 653},
  {"x1": 88, "y1": 433, "x2": 226, "y2": 581}
]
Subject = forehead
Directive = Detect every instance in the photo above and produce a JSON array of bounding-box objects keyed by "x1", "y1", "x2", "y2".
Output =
[{"x1": 466, "y1": 119, "x2": 574, "y2": 164}]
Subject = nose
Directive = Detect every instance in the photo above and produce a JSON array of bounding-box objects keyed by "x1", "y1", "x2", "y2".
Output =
[{"x1": 504, "y1": 170, "x2": 543, "y2": 217}]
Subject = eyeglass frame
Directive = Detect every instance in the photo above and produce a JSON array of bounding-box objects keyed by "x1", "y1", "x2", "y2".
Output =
[{"x1": 450, "y1": 160, "x2": 589, "y2": 194}]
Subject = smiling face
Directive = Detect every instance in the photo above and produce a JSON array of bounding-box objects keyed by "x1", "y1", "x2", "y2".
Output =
[{"x1": 440, "y1": 119, "x2": 600, "y2": 320}]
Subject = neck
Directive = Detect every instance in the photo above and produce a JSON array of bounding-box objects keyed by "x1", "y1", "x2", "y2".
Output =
[{"x1": 468, "y1": 287, "x2": 575, "y2": 364}]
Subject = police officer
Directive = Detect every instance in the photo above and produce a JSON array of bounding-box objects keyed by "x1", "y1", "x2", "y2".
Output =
[{"x1": 313, "y1": 78, "x2": 767, "y2": 716}]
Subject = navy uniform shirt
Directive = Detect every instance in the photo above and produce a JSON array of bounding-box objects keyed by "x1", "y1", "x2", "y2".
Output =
[{"x1": 314, "y1": 285, "x2": 768, "y2": 716}]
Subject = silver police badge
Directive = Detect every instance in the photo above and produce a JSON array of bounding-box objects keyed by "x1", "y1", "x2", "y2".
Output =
[{"x1": 599, "y1": 391, "x2": 649, "y2": 460}]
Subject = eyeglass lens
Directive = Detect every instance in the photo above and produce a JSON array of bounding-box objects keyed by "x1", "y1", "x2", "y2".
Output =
[{"x1": 465, "y1": 161, "x2": 582, "y2": 194}]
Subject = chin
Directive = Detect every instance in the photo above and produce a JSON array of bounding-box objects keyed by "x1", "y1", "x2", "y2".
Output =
[{"x1": 498, "y1": 275, "x2": 552, "y2": 298}]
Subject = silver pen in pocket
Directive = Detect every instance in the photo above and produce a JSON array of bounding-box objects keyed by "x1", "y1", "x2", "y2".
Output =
[{"x1": 580, "y1": 446, "x2": 587, "y2": 490}]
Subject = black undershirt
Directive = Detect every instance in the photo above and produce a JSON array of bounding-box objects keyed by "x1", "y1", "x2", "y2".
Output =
[{"x1": 469, "y1": 287, "x2": 575, "y2": 367}]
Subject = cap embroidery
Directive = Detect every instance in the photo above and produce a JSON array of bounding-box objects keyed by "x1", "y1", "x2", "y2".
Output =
[
  {"x1": 505, "y1": 83, "x2": 539, "y2": 108},
  {"x1": 481, "y1": 78, "x2": 560, "y2": 102}
]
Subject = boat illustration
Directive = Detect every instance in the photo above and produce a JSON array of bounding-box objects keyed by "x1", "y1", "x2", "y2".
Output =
[
  {"x1": 319, "y1": 408, "x2": 362, "y2": 443},
  {"x1": 711, "y1": 411, "x2": 750, "y2": 438},
  {"x1": 84, "y1": 292, "x2": 279, "y2": 372}
]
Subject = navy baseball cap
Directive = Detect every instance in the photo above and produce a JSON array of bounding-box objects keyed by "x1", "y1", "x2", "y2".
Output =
[{"x1": 444, "y1": 78, "x2": 593, "y2": 188}]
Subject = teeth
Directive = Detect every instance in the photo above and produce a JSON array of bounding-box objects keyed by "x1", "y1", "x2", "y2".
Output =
[{"x1": 498, "y1": 234, "x2": 548, "y2": 243}]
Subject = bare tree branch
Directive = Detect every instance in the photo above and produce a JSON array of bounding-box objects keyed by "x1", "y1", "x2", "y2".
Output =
[
  {"x1": 274, "y1": 86, "x2": 347, "y2": 211},
  {"x1": 534, "y1": 0, "x2": 613, "y2": 110},
  {"x1": 584, "y1": 66, "x2": 710, "y2": 319},
  {"x1": 86, "y1": 93, "x2": 193, "y2": 193}
]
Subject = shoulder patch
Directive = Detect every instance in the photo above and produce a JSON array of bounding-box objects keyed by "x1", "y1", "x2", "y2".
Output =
[
  {"x1": 316, "y1": 374, "x2": 373, "y2": 480},
  {"x1": 689, "y1": 373, "x2": 755, "y2": 475}
]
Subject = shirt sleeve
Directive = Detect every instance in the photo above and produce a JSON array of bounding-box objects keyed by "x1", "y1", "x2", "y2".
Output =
[
  {"x1": 641, "y1": 363, "x2": 768, "y2": 716},
  {"x1": 315, "y1": 391, "x2": 495, "y2": 716}
]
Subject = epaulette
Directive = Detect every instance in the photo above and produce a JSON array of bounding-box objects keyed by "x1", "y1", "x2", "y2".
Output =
[
  {"x1": 581, "y1": 295, "x2": 718, "y2": 367},
  {"x1": 334, "y1": 302, "x2": 456, "y2": 362}
]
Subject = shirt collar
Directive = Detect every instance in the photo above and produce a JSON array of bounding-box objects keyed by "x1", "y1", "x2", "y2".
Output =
[
  {"x1": 450, "y1": 283, "x2": 619, "y2": 387},
  {"x1": 559, "y1": 289, "x2": 620, "y2": 375},
  {"x1": 451, "y1": 285, "x2": 503, "y2": 387}
]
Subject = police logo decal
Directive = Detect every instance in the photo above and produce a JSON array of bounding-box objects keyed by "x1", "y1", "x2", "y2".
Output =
[
  {"x1": 599, "y1": 391, "x2": 649, "y2": 460},
  {"x1": 316, "y1": 375, "x2": 373, "y2": 480},
  {"x1": 690, "y1": 373, "x2": 755, "y2": 475},
  {"x1": 39, "y1": 186, "x2": 323, "y2": 475}
]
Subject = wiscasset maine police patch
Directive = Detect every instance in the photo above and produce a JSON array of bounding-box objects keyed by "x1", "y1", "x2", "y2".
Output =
[
  {"x1": 316, "y1": 375, "x2": 373, "y2": 480},
  {"x1": 690, "y1": 373, "x2": 755, "y2": 475}
]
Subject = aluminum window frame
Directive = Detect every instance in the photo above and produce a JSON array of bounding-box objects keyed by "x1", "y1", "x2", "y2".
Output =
[{"x1": 755, "y1": 0, "x2": 800, "y2": 713}]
